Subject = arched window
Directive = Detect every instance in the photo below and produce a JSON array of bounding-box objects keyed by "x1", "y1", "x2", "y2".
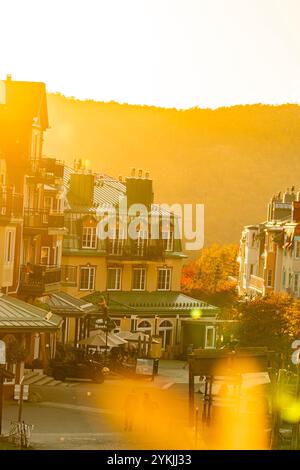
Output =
[
  {"x1": 137, "y1": 320, "x2": 152, "y2": 334},
  {"x1": 158, "y1": 320, "x2": 173, "y2": 350}
]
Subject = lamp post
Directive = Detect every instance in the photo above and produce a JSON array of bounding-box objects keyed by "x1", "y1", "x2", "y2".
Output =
[
  {"x1": 154, "y1": 316, "x2": 159, "y2": 336},
  {"x1": 99, "y1": 295, "x2": 109, "y2": 361}
]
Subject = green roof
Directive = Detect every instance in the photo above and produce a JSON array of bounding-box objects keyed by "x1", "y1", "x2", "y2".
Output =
[
  {"x1": 0, "y1": 295, "x2": 62, "y2": 332},
  {"x1": 83, "y1": 291, "x2": 219, "y2": 316},
  {"x1": 41, "y1": 292, "x2": 99, "y2": 317}
]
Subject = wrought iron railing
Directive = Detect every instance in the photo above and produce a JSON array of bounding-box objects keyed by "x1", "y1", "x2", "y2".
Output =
[
  {"x1": 19, "y1": 265, "x2": 61, "y2": 294},
  {"x1": 24, "y1": 209, "x2": 64, "y2": 228},
  {"x1": 0, "y1": 191, "x2": 23, "y2": 219}
]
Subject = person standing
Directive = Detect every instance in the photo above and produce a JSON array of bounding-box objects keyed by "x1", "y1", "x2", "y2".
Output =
[{"x1": 183, "y1": 343, "x2": 193, "y2": 369}]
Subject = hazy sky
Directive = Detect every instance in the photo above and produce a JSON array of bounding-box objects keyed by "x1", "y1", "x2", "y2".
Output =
[{"x1": 1, "y1": 0, "x2": 300, "y2": 108}]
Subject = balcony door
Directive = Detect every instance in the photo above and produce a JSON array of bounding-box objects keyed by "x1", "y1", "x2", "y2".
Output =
[{"x1": 41, "y1": 247, "x2": 50, "y2": 265}]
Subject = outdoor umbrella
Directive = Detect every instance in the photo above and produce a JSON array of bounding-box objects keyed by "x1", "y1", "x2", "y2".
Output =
[
  {"x1": 118, "y1": 331, "x2": 159, "y2": 343},
  {"x1": 79, "y1": 330, "x2": 127, "y2": 348}
]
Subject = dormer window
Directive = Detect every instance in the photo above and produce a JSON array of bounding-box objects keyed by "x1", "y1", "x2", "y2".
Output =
[{"x1": 82, "y1": 226, "x2": 97, "y2": 249}]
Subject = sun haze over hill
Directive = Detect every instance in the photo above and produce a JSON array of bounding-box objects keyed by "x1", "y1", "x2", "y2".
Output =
[{"x1": 44, "y1": 93, "x2": 300, "y2": 249}]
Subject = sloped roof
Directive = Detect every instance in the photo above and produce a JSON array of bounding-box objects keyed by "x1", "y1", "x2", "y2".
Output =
[
  {"x1": 42, "y1": 292, "x2": 98, "y2": 317},
  {"x1": 83, "y1": 291, "x2": 219, "y2": 316},
  {"x1": 0, "y1": 295, "x2": 62, "y2": 331},
  {"x1": 63, "y1": 166, "x2": 126, "y2": 211}
]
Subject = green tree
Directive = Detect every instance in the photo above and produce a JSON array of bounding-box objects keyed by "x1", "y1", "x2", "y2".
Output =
[{"x1": 233, "y1": 294, "x2": 300, "y2": 366}]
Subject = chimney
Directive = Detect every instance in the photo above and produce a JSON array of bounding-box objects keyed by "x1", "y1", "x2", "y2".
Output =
[
  {"x1": 292, "y1": 201, "x2": 300, "y2": 223},
  {"x1": 6, "y1": 74, "x2": 12, "y2": 82},
  {"x1": 131, "y1": 168, "x2": 136, "y2": 178},
  {"x1": 126, "y1": 170, "x2": 154, "y2": 209},
  {"x1": 68, "y1": 173, "x2": 95, "y2": 206},
  {"x1": 138, "y1": 169, "x2": 143, "y2": 178}
]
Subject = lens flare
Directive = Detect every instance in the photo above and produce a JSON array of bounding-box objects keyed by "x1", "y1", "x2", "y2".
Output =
[{"x1": 190, "y1": 309, "x2": 202, "y2": 319}]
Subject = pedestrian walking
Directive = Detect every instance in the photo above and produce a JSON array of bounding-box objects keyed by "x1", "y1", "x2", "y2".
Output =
[{"x1": 124, "y1": 389, "x2": 137, "y2": 432}]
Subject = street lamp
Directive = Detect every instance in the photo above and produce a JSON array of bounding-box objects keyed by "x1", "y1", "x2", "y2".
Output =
[
  {"x1": 154, "y1": 316, "x2": 159, "y2": 336},
  {"x1": 98, "y1": 295, "x2": 109, "y2": 361}
]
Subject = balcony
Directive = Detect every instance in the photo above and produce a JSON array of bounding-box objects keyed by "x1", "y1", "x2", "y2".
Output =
[
  {"x1": 249, "y1": 275, "x2": 265, "y2": 293},
  {"x1": 24, "y1": 209, "x2": 65, "y2": 230},
  {"x1": 30, "y1": 158, "x2": 64, "y2": 183},
  {"x1": 19, "y1": 265, "x2": 61, "y2": 297},
  {"x1": 106, "y1": 240, "x2": 164, "y2": 260},
  {"x1": 0, "y1": 190, "x2": 23, "y2": 222},
  {"x1": 39, "y1": 158, "x2": 64, "y2": 179}
]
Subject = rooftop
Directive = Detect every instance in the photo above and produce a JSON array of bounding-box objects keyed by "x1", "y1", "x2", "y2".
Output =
[
  {"x1": 42, "y1": 291, "x2": 99, "y2": 317},
  {"x1": 83, "y1": 291, "x2": 219, "y2": 315},
  {"x1": 0, "y1": 295, "x2": 62, "y2": 332}
]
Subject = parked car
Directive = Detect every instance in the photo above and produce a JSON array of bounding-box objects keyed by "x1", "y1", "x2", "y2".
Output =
[{"x1": 49, "y1": 359, "x2": 108, "y2": 383}]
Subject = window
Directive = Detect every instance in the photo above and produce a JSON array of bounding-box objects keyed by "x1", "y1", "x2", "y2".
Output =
[
  {"x1": 136, "y1": 230, "x2": 148, "y2": 256},
  {"x1": 294, "y1": 273, "x2": 300, "y2": 293},
  {"x1": 268, "y1": 235, "x2": 275, "y2": 253},
  {"x1": 137, "y1": 320, "x2": 152, "y2": 333},
  {"x1": 62, "y1": 265, "x2": 77, "y2": 285},
  {"x1": 107, "y1": 267, "x2": 122, "y2": 290},
  {"x1": 251, "y1": 233, "x2": 256, "y2": 247},
  {"x1": 295, "y1": 240, "x2": 300, "y2": 259},
  {"x1": 267, "y1": 269, "x2": 272, "y2": 287},
  {"x1": 82, "y1": 227, "x2": 97, "y2": 249},
  {"x1": 157, "y1": 267, "x2": 172, "y2": 291},
  {"x1": 4, "y1": 230, "x2": 15, "y2": 264},
  {"x1": 132, "y1": 267, "x2": 146, "y2": 291},
  {"x1": 289, "y1": 273, "x2": 293, "y2": 289},
  {"x1": 250, "y1": 264, "x2": 254, "y2": 276},
  {"x1": 109, "y1": 228, "x2": 125, "y2": 255},
  {"x1": 282, "y1": 270, "x2": 286, "y2": 288},
  {"x1": 205, "y1": 326, "x2": 216, "y2": 349},
  {"x1": 162, "y1": 231, "x2": 174, "y2": 252},
  {"x1": 80, "y1": 266, "x2": 95, "y2": 291},
  {"x1": 44, "y1": 196, "x2": 53, "y2": 212},
  {"x1": 40, "y1": 247, "x2": 50, "y2": 265}
]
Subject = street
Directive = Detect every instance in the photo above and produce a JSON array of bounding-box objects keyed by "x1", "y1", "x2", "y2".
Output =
[{"x1": 2, "y1": 361, "x2": 193, "y2": 450}]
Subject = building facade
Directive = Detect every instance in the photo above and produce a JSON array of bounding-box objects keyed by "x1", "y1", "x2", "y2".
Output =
[
  {"x1": 0, "y1": 75, "x2": 220, "y2": 364},
  {"x1": 61, "y1": 164, "x2": 219, "y2": 352},
  {"x1": 238, "y1": 188, "x2": 300, "y2": 298}
]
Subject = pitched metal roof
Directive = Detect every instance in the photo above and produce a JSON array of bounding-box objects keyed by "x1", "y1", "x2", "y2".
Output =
[
  {"x1": 63, "y1": 166, "x2": 126, "y2": 212},
  {"x1": 42, "y1": 292, "x2": 99, "y2": 317},
  {"x1": 0, "y1": 295, "x2": 62, "y2": 331},
  {"x1": 83, "y1": 291, "x2": 219, "y2": 315}
]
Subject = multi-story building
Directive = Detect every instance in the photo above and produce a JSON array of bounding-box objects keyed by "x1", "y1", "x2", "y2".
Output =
[
  {"x1": 0, "y1": 75, "x2": 65, "y2": 300},
  {"x1": 238, "y1": 188, "x2": 300, "y2": 298},
  {"x1": 0, "y1": 75, "x2": 219, "y2": 359},
  {"x1": 0, "y1": 76, "x2": 66, "y2": 367},
  {"x1": 62, "y1": 164, "x2": 219, "y2": 351}
]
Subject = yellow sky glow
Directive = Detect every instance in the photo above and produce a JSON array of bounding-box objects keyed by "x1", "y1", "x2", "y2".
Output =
[{"x1": 1, "y1": 0, "x2": 300, "y2": 109}]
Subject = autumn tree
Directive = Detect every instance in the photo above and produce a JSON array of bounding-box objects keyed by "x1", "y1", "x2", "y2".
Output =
[{"x1": 181, "y1": 243, "x2": 239, "y2": 306}]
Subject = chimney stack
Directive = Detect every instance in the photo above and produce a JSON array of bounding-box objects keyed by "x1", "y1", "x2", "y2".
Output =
[{"x1": 292, "y1": 201, "x2": 300, "y2": 223}]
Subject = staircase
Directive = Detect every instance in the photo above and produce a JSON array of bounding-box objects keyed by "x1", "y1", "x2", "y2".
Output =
[{"x1": 23, "y1": 369, "x2": 63, "y2": 387}]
